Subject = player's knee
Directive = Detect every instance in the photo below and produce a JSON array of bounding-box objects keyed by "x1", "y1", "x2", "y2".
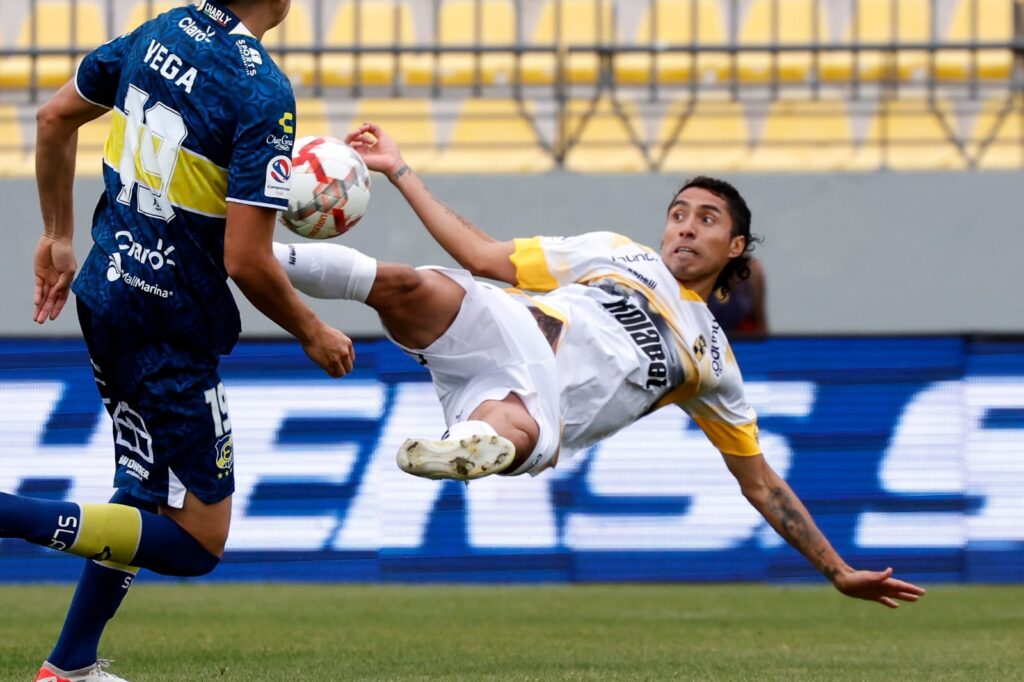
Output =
[{"x1": 368, "y1": 263, "x2": 425, "y2": 308}]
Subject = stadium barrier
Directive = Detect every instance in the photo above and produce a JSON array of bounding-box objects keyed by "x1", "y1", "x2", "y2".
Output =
[{"x1": 0, "y1": 336, "x2": 1021, "y2": 584}]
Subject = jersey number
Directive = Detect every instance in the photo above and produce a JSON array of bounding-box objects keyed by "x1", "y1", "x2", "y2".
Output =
[{"x1": 116, "y1": 84, "x2": 187, "y2": 222}]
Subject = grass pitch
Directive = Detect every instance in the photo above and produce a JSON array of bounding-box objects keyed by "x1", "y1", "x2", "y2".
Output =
[{"x1": 0, "y1": 583, "x2": 1021, "y2": 681}]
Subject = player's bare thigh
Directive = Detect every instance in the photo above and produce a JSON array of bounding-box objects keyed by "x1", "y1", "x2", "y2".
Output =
[
  {"x1": 367, "y1": 263, "x2": 466, "y2": 350},
  {"x1": 160, "y1": 492, "x2": 231, "y2": 557}
]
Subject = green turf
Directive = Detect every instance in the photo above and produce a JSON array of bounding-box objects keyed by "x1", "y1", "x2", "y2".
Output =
[{"x1": 0, "y1": 583, "x2": 1021, "y2": 681}]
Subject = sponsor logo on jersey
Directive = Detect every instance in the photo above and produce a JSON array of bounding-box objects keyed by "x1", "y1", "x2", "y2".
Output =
[
  {"x1": 264, "y1": 155, "x2": 291, "y2": 199},
  {"x1": 178, "y1": 16, "x2": 215, "y2": 43},
  {"x1": 266, "y1": 133, "x2": 293, "y2": 152},
  {"x1": 709, "y1": 321, "x2": 724, "y2": 378},
  {"x1": 235, "y1": 39, "x2": 260, "y2": 76},
  {"x1": 601, "y1": 297, "x2": 669, "y2": 390},
  {"x1": 278, "y1": 112, "x2": 294, "y2": 134},
  {"x1": 198, "y1": 0, "x2": 232, "y2": 27},
  {"x1": 612, "y1": 252, "x2": 659, "y2": 264},
  {"x1": 115, "y1": 230, "x2": 177, "y2": 271},
  {"x1": 106, "y1": 253, "x2": 175, "y2": 298},
  {"x1": 625, "y1": 266, "x2": 657, "y2": 290}
]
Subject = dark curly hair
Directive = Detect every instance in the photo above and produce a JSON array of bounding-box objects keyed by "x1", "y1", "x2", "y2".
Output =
[{"x1": 672, "y1": 176, "x2": 761, "y2": 297}]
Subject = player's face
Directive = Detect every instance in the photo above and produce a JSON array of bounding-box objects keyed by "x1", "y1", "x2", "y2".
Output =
[{"x1": 660, "y1": 187, "x2": 746, "y2": 294}]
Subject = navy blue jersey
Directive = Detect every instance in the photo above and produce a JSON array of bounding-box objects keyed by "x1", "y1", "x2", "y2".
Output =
[{"x1": 72, "y1": 0, "x2": 296, "y2": 355}]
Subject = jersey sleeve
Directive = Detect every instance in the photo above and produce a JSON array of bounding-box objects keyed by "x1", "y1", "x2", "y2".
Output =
[
  {"x1": 75, "y1": 34, "x2": 132, "y2": 108},
  {"x1": 679, "y1": 358, "x2": 761, "y2": 457},
  {"x1": 510, "y1": 231, "x2": 639, "y2": 291},
  {"x1": 226, "y1": 57, "x2": 296, "y2": 210}
]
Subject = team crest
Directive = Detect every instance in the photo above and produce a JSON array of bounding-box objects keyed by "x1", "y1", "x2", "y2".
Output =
[
  {"x1": 215, "y1": 434, "x2": 234, "y2": 473},
  {"x1": 693, "y1": 335, "x2": 707, "y2": 360}
]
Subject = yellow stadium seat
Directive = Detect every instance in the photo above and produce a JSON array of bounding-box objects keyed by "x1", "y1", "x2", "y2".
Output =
[
  {"x1": 656, "y1": 101, "x2": 750, "y2": 171},
  {"x1": 848, "y1": 100, "x2": 967, "y2": 170},
  {"x1": 405, "y1": 0, "x2": 518, "y2": 87},
  {"x1": 293, "y1": 98, "x2": 331, "y2": 139},
  {"x1": 743, "y1": 101, "x2": 855, "y2": 171},
  {"x1": 615, "y1": 0, "x2": 728, "y2": 85},
  {"x1": 972, "y1": 97, "x2": 1024, "y2": 169},
  {"x1": 737, "y1": 0, "x2": 829, "y2": 83},
  {"x1": 321, "y1": 1, "x2": 417, "y2": 87},
  {"x1": 433, "y1": 99, "x2": 553, "y2": 173},
  {"x1": 75, "y1": 112, "x2": 113, "y2": 175},
  {"x1": 123, "y1": 1, "x2": 179, "y2": 32},
  {"x1": 563, "y1": 97, "x2": 650, "y2": 172},
  {"x1": 262, "y1": 0, "x2": 316, "y2": 85},
  {"x1": 0, "y1": 105, "x2": 34, "y2": 177},
  {"x1": 522, "y1": 0, "x2": 615, "y2": 85},
  {"x1": 346, "y1": 99, "x2": 437, "y2": 170},
  {"x1": 936, "y1": 0, "x2": 1014, "y2": 81},
  {"x1": 0, "y1": 1, "x2": 108, "y2": 89},
  {"x1": 821, "y1": 0, "x2": 932, "y2": 82}
]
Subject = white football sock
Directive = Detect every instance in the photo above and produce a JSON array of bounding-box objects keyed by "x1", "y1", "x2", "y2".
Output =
[
  {"x1": 445, "y1": 420, "x2": 498, "y2": 440},
  {"x1": 273, "y1": 242, "x2": 377, "y2": 303}
]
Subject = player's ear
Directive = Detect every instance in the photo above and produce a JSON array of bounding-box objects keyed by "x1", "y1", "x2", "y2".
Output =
[{"x1": 728, "y1": 235, "x2": 746, "y2": 259}]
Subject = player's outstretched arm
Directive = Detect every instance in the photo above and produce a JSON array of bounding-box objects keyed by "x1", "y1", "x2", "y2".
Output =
[
  {"x1": 225, "y1": 202, "x2": 355, "y2": 378},
  {"x1": 345, "y1": 123, "x2": 517, "y2": 284},
  {"x1": 723, "y1": 453, "x2": 927, "y2": 608},
  {"x1": 33, "y1": 81, "x2": 107, "y2": 323}
]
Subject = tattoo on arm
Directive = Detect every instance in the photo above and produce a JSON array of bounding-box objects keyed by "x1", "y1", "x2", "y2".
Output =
[
  {"x1": 445, "y1": 205, "x2": 475, "y2": 231},
  {"x1": 391, "y1": 164, "x2": 411, "y2": 181},
  {"x1": 768, "y1": 486, "x2": 839, "y2": 581}
]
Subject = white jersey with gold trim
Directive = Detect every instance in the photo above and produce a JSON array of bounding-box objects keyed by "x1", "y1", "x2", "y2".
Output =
[{"x1": 508, "y1": 231, "x2": 759, "y2": 459}]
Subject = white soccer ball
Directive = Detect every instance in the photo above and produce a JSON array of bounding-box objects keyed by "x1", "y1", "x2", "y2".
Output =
[{"x1": 280, "y1": 136, "x2": 372, "y2": 240}]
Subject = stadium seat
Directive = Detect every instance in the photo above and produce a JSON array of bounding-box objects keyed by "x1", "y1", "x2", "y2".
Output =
[
  {"x1": 563, "y1": 97, "x2": 650, "y2": 172},
  {"x1": 522, "y1": 0, "x2": 615, "y2": 85},
  {"x1": 972, "y1": 97, "x2": 1024, "y2": 169},
  {"x1": 321, "y1": 1, "x2": 417, "y2": 87},
  {"x1": 849, "y1": 100, "x2": 967, "y2": 170},
  {"x1": 262, "y1": 0, "x2": 316, "y2": 85},
  {"x1": 433, "y1": 99, "x2": 553, "y2": 173},
  {"x1": 0, "y1": 105, "x2": 34, "y2": 177},
  {"x1": 656, "y1": 100, "x2": 751, "y2": 171},
  {"x1": 737, "y1": 0, "x2": 830, "y2": 83},
  {"x1": 294, "y1": 97, "x2": 331, "y2": 138},
  {"x1": 820, "y1": 0, "x2": 933, "y2": 82},
  {"x1": 0, "y1": 0, "x2": 107, "y2": 89},
  {"x1": 614, "y1": 0, "x2": 729, "y2": 86},
  {"x1": 743, "y1": 100, "x2": 855, "y2": 171},
  {"x1": 405, "y1": 0, "x2": 518, "y2": 87},
  {"x1": 346, "y1": 98, "x2": 438, "y2": 170},
  {"x1": 75, "y1": 112, "x2": 113, "y2": 175},
  {"x1": 123, "y1": 1, "x2": 179, "y2": 32},
  {"x1": 936, "y1": 0, "x2": 1014, "y2": 81}
]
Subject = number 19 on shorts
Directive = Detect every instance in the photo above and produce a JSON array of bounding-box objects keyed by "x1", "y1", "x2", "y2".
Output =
[{"x1": 204, "y1": 383, "x2": 232, "y2": 437}]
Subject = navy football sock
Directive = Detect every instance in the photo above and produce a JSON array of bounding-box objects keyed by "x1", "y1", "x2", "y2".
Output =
[
  {"x1": 47, "y1": 491, "x2": 152, "y2": 672},
  {"x1": 0, "y1": 491, "x2": 219, "y2": 576}
]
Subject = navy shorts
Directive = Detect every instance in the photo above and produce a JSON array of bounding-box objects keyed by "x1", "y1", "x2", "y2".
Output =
[{"x1": 77, "y1": 299, "x2": 235, "y2": 508}]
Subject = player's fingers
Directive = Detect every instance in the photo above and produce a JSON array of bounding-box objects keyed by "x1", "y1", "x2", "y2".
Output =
[
  {"x1": 893, "y1": 591, "x2": 922, "y2": 602},
  {"x1": 342, "y1": 347, "x2": 355, "y2": 374},
  {"x1": 887, "y1": 579, "x2": 926, "y2": 595},
  {"x1": 34, "y1": 274, "x2": 45, "y2": 307},
  {"x1": 49, "y1": 290, "x2": 68, "y2": 321}
]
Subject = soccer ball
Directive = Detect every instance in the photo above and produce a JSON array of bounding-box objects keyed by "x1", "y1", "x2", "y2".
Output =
[{"x1": 280, "y1": 136, "x2": 372, "y2": 239}]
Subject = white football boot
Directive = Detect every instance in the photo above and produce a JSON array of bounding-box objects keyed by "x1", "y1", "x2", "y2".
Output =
[
  {"x1": 36, "y1": 659, "x2": 130, "y2": 682},
  {"x1": 397, "y1": 420, "x2": 516, "y2": 481}
]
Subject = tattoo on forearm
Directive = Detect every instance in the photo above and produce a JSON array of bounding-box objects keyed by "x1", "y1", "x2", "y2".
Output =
[
  {"x1": 445, "y1": 205, "x2": 475, "y2": 230},
  {"x1": 769, "y1": 487, "x2": 838, "y2": 581},
  {"x1": 392, "y1": 164, "x2": 411, "y2": 181}
]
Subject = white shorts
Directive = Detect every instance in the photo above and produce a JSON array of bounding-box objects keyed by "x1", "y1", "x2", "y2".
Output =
[{"x1": 385, "y1": 267, "x2": 562, "y2": 476}]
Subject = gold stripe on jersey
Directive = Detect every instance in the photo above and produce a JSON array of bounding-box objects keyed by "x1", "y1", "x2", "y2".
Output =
[
  {"x1": 511, "y1": 237, "x2": 559, "y2": 291},
  {"x1": 105, "y1": 110, "x2": 228, "y2": 217},
  {"x1": 691, "y1": 417, "x2": 760, "y2": 456},
  {"x1": 677, "y1": 281, "x2": 705, "y2": 303}
]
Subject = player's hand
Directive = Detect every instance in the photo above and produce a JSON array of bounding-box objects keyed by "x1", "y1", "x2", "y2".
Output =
[
  {"x1": 345, "y1": 123, "x2": 406, "y2": 180},
  {"x1": 302, "y1": 323, "x2": 355, "y2": 378},
  {"x1": 33, "y1": 235, "x2": 77, "y2": 324},
  {"x1": 833, "y1": 567, "x2": 926, "y2": 608}
]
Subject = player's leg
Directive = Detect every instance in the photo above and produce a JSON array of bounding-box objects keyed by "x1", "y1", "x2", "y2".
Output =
[{"x1": 272, "y1": 241, "x2": 464, "y2": 349}]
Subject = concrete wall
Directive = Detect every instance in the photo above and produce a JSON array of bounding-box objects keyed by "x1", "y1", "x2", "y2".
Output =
[{"x1": 3, "y1": 171, "x2": 1022, "y2": 339}]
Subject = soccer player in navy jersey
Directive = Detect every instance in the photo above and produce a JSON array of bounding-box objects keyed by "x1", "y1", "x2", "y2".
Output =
[{"x1": 4, "y1": 1, "x2": 352, "y2": 680}]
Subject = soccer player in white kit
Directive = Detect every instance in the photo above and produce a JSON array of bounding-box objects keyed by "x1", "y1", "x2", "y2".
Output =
[{"x1": 274, "y1": 123, "x2": 926, "y2": 609}]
